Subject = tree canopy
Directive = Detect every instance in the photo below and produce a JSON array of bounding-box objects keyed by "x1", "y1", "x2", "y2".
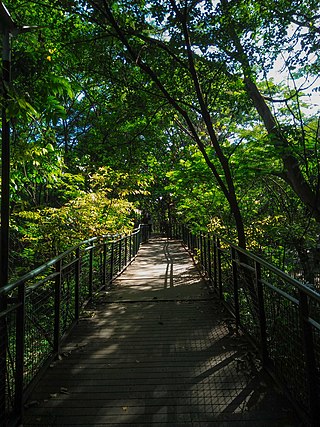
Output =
[{"x1": 1, "y1": 0, "x2": 320, "y2": 284}]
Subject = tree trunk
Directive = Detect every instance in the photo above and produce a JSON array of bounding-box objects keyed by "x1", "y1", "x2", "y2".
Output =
[{"x1": 244, "y1": 77, "x2": 320, "y2": 222}]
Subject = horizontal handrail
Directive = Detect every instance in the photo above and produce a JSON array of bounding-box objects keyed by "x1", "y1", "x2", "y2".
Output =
[
  {"x1": 215, "y1": 231, "x2": 320, "y2": 302},
  {"x1": 1, "y1": 227, "x2": 142, "y2": 295},
  {"x1": 26, "y1": 272, "x2": 59, "y2": 293},
  {"x1": 262, "y1": 280, "x2": 300, "y2": 305}
]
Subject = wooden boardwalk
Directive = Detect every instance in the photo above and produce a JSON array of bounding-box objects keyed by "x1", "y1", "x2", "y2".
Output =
[{"x1": 23, "y1": 238, "x2": 300, "y2": 427}]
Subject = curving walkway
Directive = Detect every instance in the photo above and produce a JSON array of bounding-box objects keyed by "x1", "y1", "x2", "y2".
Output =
[{"x1": 23, "y1": 238, "x2": 300, "y2": 426}]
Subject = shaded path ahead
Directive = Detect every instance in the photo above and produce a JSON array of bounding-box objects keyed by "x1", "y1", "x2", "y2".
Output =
[{"x1": 24, "y1": 238, "x2": 300, "y2": 426}]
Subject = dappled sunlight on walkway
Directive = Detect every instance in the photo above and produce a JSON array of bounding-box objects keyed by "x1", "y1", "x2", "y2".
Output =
[{"x1": 23, "y1": 238, "x2": 300, "y2": 426}]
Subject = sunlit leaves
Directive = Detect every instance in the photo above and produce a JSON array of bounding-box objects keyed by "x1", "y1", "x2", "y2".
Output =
[
  {"x1": 4, "y1": 0, "x2": 320, "y2": 281},
  {"x1": 11, "y1": 192, "x2": 135, "y2": 273}
]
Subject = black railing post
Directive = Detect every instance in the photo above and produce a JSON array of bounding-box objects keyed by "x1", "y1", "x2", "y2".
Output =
[
  {"x1": 135, "y1": 231, "x2": 138, "y2": 254},
  {"x1": 110, "y1": 241, "x2": 114, "y2": 282},
  {"x1": 75, "y1": 247, "x2": 80, "y2": 321},
  {"x1": 89, "y1": 248, "x2": 93, "y2": 299},
  {"x1": 118, "y1": 237, "x2": 122, "y2": 272},
  {"x1": 203, "y1": 234, "x2": 208, "y2": 273},
  {"x1": 207, "y1": 235, "x2": 212, "y2": 282},
  {"x1": 200, "y1": 234, "x2": 203, "y2": 268},
  {"x1": 195, "y1": 234, "x2": 198, "y2": 257},
  {"x1": 129, "y1": 234, "x2": 132, "y2": 261},
  {"x1": 299, "y1": 291, "x2": 318, "y2": 426},
  {"x1": 54, "y1": 259, "x2": 62, "y2": 355},
  {"x1": 124, "y1": 235, "x2": 128, "y2": 266},
  {"x1": 14, "y1": 282, "x2": 26, "y2": 423},
  {"x1": 255, "y1": 260, "x2": 269, "y2": 367},
  {"x1": 203, "y1": 234, "x2": 206, "y2": 271},
  {"x1": 136, "y1": 231, "x2": 139, "y2": 254},
  {"x1": 231, "y1": 247, "x2": 240, "y2": 330},
  {"x1": 103, "y1": 242, "x2": 107, "y2": 288},
  {"x1": 0, "y1": 295, "x2": 7, "y2": 425},
  {"x1": 217, "y1": 238, "x2": 223, "y2": 299},
  {"x1": 133, "y1": 232, "x2": 137, "y2": 256},
  {"x1": 213, "y1": 237, "x2": 218, "y2": 290}
]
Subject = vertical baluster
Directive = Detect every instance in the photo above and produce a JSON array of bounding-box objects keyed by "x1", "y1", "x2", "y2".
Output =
[
  {"x1": 54, "y1": 259, "x2": 62, "y2": 355},
  {"x1": 14, "y1": 281, "x2": 25, "y2": 421},
  {"x1": 203, "y1": 234, "x2": 208, "y2": 273},
  {"x1": 135, "y1": 230, "x2": 138, "y2": 253},
  {"x1": 134, "y1": 232, "x2": 137, "y2": 256},
  {"x1": 118, "y1": 237, "x2": 122, "y2": 273},
  {"x1": 207, "y1": 235, "x2": 212, "y2": 282},
  {"x1": 255, "y1": 261, "x2": 269, "y2": 367},
  {"x1": 213, "y1": 237, "x2": 217, "y2": 291},
  {"x1": 195, "y1": 234, "x2": 201, "y2": 261},
  {"x1": 200, "y1": 234, "x2": 204, "y2": 270},
  {"x1": 299, "y1": 291, "x2": 318, "y2": 426},
  {"x1": 75, "y1": 247, "x2": 80, "y2": 321},
  {"x1": 231, "y1": 247, "x2": 240, "y2": 330},
  {"x1": 103, "y1": 242, "x2": 107, "y2": 288},
  {"x1": 110, "y1": 241, "x2": 114, "y2": 283},
  {"x1": 88, "y1": 247, "x2": 93, "y2": 299},
  {"x1": 124, "y1": 235, "x2": 128, "y2": 266},
  {"x1": 217, "y1": 238, "x2": 223, "y2": 300}
]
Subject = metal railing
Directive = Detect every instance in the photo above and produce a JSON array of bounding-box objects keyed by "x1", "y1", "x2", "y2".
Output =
[
  {"x1": 0, "y1": 224, "x2": 150, "y2": 427},
  {"x1": 171, "y1": 224, "x2": 320, "y2": 427}
]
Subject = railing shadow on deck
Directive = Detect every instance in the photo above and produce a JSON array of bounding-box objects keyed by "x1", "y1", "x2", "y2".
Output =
[
  {"x1": 0, "y1": 224, "x2": 151, "y2": 427},
  {"x1": 23, "y1": 291, "x2": 298, "y2": 426},
  {"x1": 169, "y1": 223, "x2": 320, "y2": 427}
]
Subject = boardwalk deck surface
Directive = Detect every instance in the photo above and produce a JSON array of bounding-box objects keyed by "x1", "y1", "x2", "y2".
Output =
[{"x1": 24, "y1": 238, "x2": 300, "y2": 427}]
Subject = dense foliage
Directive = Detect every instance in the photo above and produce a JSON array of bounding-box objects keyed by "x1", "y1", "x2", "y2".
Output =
[{"x1": 1, "y1": 0, "x2": 320, "y2": 284}]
